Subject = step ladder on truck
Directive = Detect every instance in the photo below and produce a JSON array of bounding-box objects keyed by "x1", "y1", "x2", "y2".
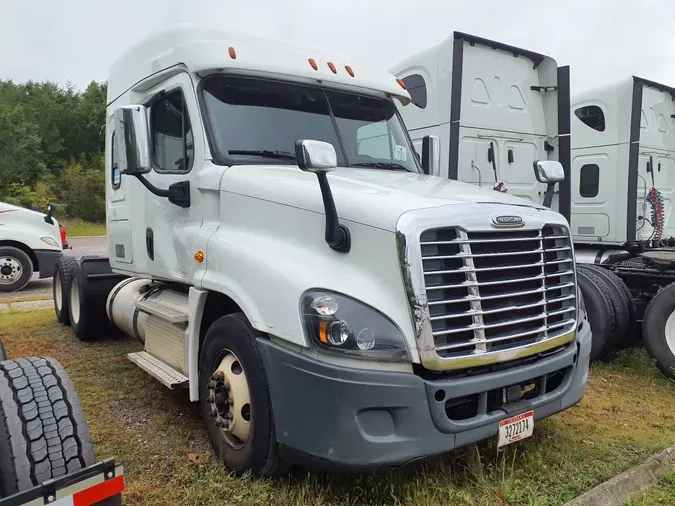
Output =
[
  {"x1": 53, "y1": 24, "x2": 592, "y2": 476},
  {"x1": 392, "y1": 32, "x2": 675, "y2": 379},
  {"x1": 0, "y1": 339, "x2": 125, "y2": 506}
]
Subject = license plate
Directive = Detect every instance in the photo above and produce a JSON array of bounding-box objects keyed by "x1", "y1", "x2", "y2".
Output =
[{"x1": 497, "y1": 410, "x2": 534, "y2": 448}]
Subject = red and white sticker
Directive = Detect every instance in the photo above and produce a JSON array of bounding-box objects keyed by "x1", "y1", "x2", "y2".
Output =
[
  {"x1": 498, "y1": 410, "x2": 534, "y2": 448},
  {"x1": 51, "y1": 474, "x2": 125, "y2": 506}
]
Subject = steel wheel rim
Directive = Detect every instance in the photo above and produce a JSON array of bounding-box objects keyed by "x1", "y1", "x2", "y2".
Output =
[
  {"x1": 665, "y1": 310, "x2": 675, "y2": 356},
  {"x1": 208, "y1": 350, "x2": 252, "y2": 450},
  {"x1": 70, "y1": 278, "x2": 80, "y2": 325},
  {"x1": 54, "y1": 272, "x2": 63, "y2": 311},
  {"x1": 0, "y1": 256, "x2": 22, "y2": 285}
]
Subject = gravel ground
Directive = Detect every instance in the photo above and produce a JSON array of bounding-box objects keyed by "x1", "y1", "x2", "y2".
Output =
[{"x1": 0, "y1": 236, "x2": 107, "y2": 302}]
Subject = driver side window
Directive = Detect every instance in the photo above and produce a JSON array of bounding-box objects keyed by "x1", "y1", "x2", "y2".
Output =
[{"x1": 151, "y1": 89, "x2": 194, "y2": 173}]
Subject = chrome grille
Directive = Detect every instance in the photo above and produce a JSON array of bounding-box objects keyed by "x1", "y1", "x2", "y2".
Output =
[{"x1": 420, "y1": 226, "x2": 576, "y2": 359}]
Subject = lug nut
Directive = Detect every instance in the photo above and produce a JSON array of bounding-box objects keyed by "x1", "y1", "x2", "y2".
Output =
[
  {"x1": 215, "y1": 372, "x2": 225, "y2": 381},
  {"x1": 223, "y1": 422, "x2": 230, "y2": 430},
  {"x1": 206, "y1": 396, "x2": 214, "y2": 403},
  {"x1": 207, "y1": 381, "x2": 216, "y2": 389},
  {"x1": 215, "y1": 420, "x2": 223, "y2": 428},
  {"x1": 228, "y1": 398, "x2": 234, "y2": 406}
]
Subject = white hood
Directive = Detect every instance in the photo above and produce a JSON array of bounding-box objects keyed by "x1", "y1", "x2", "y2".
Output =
[{"x1": 222, "y1": 165, "x2": 547, "y2": 231}]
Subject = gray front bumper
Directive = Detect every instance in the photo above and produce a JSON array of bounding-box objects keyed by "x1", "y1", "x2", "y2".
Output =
[{"x1": 258, "y1": 319, "x2": 592, "y2": 471}]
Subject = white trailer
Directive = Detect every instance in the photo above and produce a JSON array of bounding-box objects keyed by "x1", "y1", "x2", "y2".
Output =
[
  {"x1": 54, "y1": 24, "x2": 591, "y2": 476},
  {"x1": 391, "y1": 32, "x2": 571, "y2": 217}
]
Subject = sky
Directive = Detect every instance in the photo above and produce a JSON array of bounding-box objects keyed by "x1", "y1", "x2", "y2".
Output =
[{"x1": 1, "y1": 0, "x2": 675, "y2": 95}]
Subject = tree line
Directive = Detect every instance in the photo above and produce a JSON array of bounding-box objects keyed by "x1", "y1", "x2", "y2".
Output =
[{"x1": 0, "y1": 79, "x2": 107, "y2": 222}]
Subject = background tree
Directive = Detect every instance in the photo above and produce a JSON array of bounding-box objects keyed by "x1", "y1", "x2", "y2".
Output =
[{"x1": 0, "y1": 79, "x2": 107, "y2": 220}]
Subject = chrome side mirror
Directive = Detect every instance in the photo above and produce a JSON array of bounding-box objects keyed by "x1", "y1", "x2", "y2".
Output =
[
  {"x1": 422, "y1": 135, "x2": 440, "y2": 176},
  {"x1": 534, "y1": 160, "x2": 565, "y2": 184},
  {"x1": 114, "y1": 105, "x2": 152, "y2": 175},
  {"x1": 295, "y1": 140, "x2": 338, "y2": 172}
]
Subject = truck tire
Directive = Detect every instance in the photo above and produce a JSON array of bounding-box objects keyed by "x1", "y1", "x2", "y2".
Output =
[
  {"x1": 641, "y1": 283, "x2": 675, "y2": 379},
  {"x1": 0, "y1": 357, "x2": 96, "y2": 497},
  {"x1": 68, "y1": 262, "x2": 96, "y2": 341},
  {"x1": 199, "y1": 313, "x2": 288, "y2": 477},
  {"x1": 577, "y1": 268, "x2": 620, "y2": 361},
  {"x1": 0, "y1": 246, "x2": 33, "y2": 293},
  {"x1": 53, "y1": 256, "x2": 78, "y2": 325},
  {"x1": 578, "y1": 264, "x2": 636, "y2": 345},
  {"x1": 0, "y1": 340, "x2": 6, "y2": 362},
  {"x1": 584, "y1": 264, "x2": 639, "y2": 345}
]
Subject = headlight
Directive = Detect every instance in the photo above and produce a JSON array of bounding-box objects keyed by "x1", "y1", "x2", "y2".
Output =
[
  {"x1": 40, "y1": 236, "x2": 59, "y2": 247},
  {"x1": 301, "y1": 290, "x2": 410, "y2": 362}
]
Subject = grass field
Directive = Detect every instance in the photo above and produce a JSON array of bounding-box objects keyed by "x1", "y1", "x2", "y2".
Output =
[
  {"x1": 60, "y1": 219, "x2": 106, "y2": 237},
  {"x1": 1, "y1": 310, "x2": 674, "y2": 506}
]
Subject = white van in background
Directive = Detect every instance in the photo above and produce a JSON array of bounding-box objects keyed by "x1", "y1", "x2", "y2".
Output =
[
  {"x1": 391, "y1": 32, "x2": 571, "y2": 219},
  {"x1": 0, "y1": 201, "x2": 65, "y2": 292}
]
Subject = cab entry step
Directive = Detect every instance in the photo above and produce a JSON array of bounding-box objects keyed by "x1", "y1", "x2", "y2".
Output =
[
  {"x1": 135, "y1": 299, "x2": 188, "y2": 323},
  {"x1": 128, "y1": 351, "x2": 188, "y2": 389}
]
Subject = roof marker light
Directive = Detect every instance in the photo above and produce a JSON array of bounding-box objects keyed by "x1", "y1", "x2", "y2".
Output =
[
  {"x1": 327, "y1": 62, "x2": 337, "y2": 74},
  {"x1": 228, "y1": 46, "x2": 236, "y2": 59},
  {"x1": 396, "y1": 78, "x2": 406, "y2": 89},
  {"x1": 345, "y1": 65, "x2": 355, "y2": 77},
  {"x1": 308, "y1": 58, "x2": 318, "y2": 70}
]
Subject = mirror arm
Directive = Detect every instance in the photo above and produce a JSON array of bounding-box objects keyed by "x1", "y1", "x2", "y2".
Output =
[
  {"x1": 126, "y1": 172, "x2": 191, "y2": 208},
  {"x1": 126, "y1": 172, "x2": 171, "y2": 198},
  {"x1": 316, "y1": 172, "x2": 351, "y2": 253},
  {"x1": 542, "y1": 182, "x2": 556, "y2": 208}
]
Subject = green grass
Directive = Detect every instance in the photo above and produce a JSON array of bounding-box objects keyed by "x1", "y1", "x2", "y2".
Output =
[
  {"x1": 60, "y1": 219, "x2": 106, "y2": 236},
  {"x1": 2, "y1": 311, "x2": 674, "y2": 506},
  {"x1": 626, "y1": 472, "x2": 675, "y2": 505}
]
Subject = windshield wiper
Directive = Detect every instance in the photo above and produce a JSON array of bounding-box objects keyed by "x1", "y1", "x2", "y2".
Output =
[
  {"x1": 350, "y1": 161, "x2": 410, "y2": 171},
  {"x1": 228, "y1": 150, "x2": 297, "y2": 163}
]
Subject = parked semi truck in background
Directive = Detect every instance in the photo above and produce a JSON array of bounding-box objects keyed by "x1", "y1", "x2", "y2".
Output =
[
  {"x1": 394, "y1": 40, "x2": 674, "y2": 378},
  {"x1": 0, "y1": 202, "x2": 67, "y2": 292},
  {"x1": 53, "y1": 24, "x2": 591, "y2": 476}
]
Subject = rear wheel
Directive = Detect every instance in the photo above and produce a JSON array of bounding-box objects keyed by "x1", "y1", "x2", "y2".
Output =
[
  {"x1": 642, "y1": 283, "x2": 675, "y2": 379},
  {"x1": 53, "y1": 256, "x2": 78, "y2": 325},
  {"x1": 577, "y1": 267, "x2": 621, "y2": 361},
  {"x1": 581, "y1": 264, "x2": 637, "y2": 344},
  {"x1": 0, "y1": 247, "x2": 32, "y2": 293},
  {"x1": 68, "y1": 263, "x2": 95, "y2": 341},
  {"x1": 199, "y1": 313, "x2": 288, "y2": 477},
  {"x1": 0, "y1": 358, "x2": 96, "y2": 497}
]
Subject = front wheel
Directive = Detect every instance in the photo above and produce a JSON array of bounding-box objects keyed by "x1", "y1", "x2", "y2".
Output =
[
  {"x1": 0, "y1": 246, "x2": 32, "y2": 293},
  {"x1": 642, "y1": 283, "x2": 675, "y2": 379},
  {"x1": 199, "y1": 313, "x2": 287, "y2": 476}
]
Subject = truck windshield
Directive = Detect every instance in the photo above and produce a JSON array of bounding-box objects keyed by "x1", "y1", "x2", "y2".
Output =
[{"x1": 201, "y1": 75, "x2": 420, "y2": 172}]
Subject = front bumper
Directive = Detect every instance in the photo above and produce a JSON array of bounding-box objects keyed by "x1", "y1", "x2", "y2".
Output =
[
  {"x1": 34, "y1": 249, "x2": 62, "y2": 278},
  {"x1": 258, "y1": 318, "x2": 591, "y2": 471}
]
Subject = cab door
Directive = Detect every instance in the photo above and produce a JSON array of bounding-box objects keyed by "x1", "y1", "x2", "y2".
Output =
[{"x1": 137, "y1": 72, "x2": 206, "y2": 283}]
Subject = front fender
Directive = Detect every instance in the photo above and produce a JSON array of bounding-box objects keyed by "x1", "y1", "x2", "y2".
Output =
[{"x1": 201, "y1": 192, "x2": 418, "y2": 361}]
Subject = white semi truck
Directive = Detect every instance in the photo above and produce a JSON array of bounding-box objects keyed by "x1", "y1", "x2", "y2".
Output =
[
  {"x1": 391, "y1": 32, "x2": 571, "y2": 216},
  {"x1": 394, "y1": 37, "x2": 675, "y2": 378},
  {"x1": 54, "y1": 25, "x2": 591, "y2": 476},
  {"x1": 0, "y1": 202, "x2": 66, "y2": 292}
]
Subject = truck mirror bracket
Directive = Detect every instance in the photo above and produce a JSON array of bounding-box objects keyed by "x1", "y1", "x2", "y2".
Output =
[
  {"x1": 316, "y1": 171, "x2": 351, "y2": 253},
  {"x1": 126, "y1": 172, "x2": 191, "y2": 208}
]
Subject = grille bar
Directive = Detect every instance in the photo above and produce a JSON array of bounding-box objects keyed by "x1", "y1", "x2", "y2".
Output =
[
  {"x1": 420, "y1": 224, "x2": 577, "y2": 360},
  {"x1": 426, "y1": 270, "x2": 574, "y2": 291},
  {"x1": 435, "y1": 319, "x2": 576, "y2": 352},
  {"x1": 430, "y1": 294, "x2": 576, "y2": 321}
]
